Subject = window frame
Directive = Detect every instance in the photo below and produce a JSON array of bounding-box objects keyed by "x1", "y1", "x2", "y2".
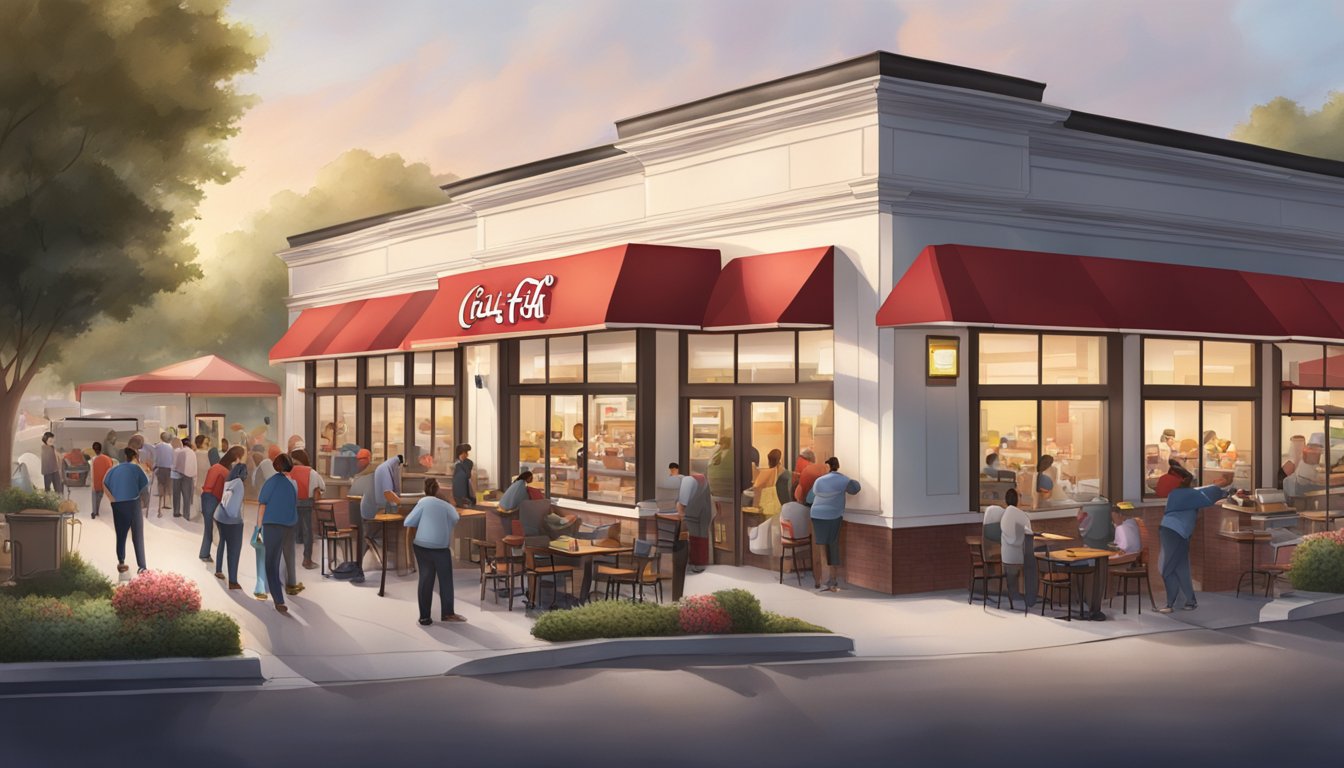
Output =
[{"x1": 683, "y1": 329, "x2": 834, "y2": 385}]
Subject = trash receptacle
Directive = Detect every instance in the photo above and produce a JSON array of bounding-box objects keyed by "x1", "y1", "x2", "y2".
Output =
[{"x1": 4, "y1": 510, "x2": 70, "y2": 579}]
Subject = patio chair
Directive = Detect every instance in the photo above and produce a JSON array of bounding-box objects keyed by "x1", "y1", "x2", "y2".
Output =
[
  {"x1": 1108, "y1": 518, "x2": 1158, "y2": 615},
  {"x1": 601, "y1": 538, "x2": 662, "y2": 603},
  {"x1": 473, "y1": 537, "x2": 525, "y2": 610},
  {"x1": 778, "y1": 502, "x2": 813, "y2": 586},
  {"x1": 525, "y1": 546, "x2": 577, "y2": 610},
  {"x1": 967, "y1": 536, "x2": 1009, "y2": 609},
  {"x1": 1260, "y1": 540, "x2": 1299, "y2": 598},
  {"x1": 314, "y1": 501, "x2": 353, "y2": 576}
]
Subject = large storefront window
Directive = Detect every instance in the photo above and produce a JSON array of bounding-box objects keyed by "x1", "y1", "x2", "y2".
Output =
[
  {"x1": 974, "y1": 332, "x2": 1109, "y2": 509},
  {"x1": 1278, "y1": 343, "x2": 1344, "y2": 509},
  {"x1": 509, "y1": 331, "x2": 639, "y2": 505},
  {"x1": 1142, "y1": 337, "x2": 1256, "y2": 495},
  {"x1": 315, "y1": 394, "x2": 357, "y2": 476},
  {"x1": 685, "y1": 330, "x2": 834, "y2": 385}
]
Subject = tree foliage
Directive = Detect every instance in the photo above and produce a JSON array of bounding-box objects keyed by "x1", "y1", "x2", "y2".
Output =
[
  {"x1": 1231, "y1": 92, "x2": 1344, "y2": 162},
  {"x1": 0, "y1": 0, "x2": 262, "y2": 484},
  {"x1": 54, "y1": 150, "x2": 452, "y2": 384}
]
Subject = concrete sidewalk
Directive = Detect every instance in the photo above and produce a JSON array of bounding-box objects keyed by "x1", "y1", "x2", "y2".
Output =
[{"x1": 46, "y1": 484, "x2": 1332, "y2": 685}]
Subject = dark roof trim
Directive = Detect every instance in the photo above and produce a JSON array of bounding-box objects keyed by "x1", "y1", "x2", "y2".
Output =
[
  {"x1": 1064, "y1": 111, "x2": 1344, "y2": 181},
  {"x1": 286, "y1": 206, "x2": 434, "y2": 248},
  {"x1": 440, "y1": 144, "x2": 625, "y2": 197},
  {"x1": 615, "y1": 51, "x2": 1045, "y2": 139}
]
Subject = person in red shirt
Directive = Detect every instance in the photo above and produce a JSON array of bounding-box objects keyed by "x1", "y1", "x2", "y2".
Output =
[
  {"x1": 794, "y1": 458, "x2": 829, "y2": 504},
  {"x1": 200, "y1": 446, "x2": 234, "y2": 564},
  {"x1": 1155, "y1": 459, "x2": 1192, "y2": 498},
  {"x1": 90, "y1": 442, "x2": 115, "y2": 520}
]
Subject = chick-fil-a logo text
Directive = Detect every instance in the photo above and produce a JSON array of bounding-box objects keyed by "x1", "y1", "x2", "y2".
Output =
[{"x1": 458, "y1": 274, "x2": 556, "y2": 330}]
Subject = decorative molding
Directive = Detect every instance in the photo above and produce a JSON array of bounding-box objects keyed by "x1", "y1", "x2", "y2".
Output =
[
  {"x1": 875, "y1": 78, "x2": 1069, "y2": 132},
  {"x1": 448, "y1": 153, "x2": 646, "y2": 212},
  {"x1": 279, "y1": 205, "x2": 476, "y2": 267}
]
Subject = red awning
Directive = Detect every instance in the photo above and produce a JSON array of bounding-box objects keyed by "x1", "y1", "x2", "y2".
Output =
[
  {"x1": 403, "y1": 243, "x2": 722, "y2": 347},
  {"x1": 701, "y1": 247, "x2": 834, "y2": 330},
  {"x1": 876, "y1": 244, "x2": 1344, "y2": 340},
  {"x1": 77, "y1": 355, "x2": 280, "y2": 399},
  {"x1": 269, "y1": 290, "x2": 435, "y2": 364}
]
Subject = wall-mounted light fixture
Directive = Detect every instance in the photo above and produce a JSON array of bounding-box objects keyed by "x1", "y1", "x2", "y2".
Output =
[{"x1": 926, "y1": 336, "x2": 959, "y2": 382}]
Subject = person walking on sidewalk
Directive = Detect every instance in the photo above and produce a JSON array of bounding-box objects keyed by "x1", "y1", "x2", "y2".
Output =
[
  {"x1": 153, "y1": 433, "x2": 174, "y2": 514},
  {"x1": 807, "y1": 457, "x2": 861, "y2": 592},
  {"x1": 256, "y1": 452, "x2": 300, "y2": 614},
  {"x1": 199, "y1": 444, "x2": 233, "y2": 564},
  {"x1": 214, "y1": 457, "x2": 248, "y2": 590},
  {"x1": 90, "y1": 442, "x2": 115, "y2": 520},
  {"x1": 1157, "y1": 468, "x2": 1234, "y2": 614},
  {"x1": 40, "y1": 431, "x2": 62, "y2": 494},
  {"x1": 289, "y1": 449, "x2": 325, "y2": 571},
  {"x1": 172, "y1": 437, "x2": 198, "y2": 519},
  {"x1": 104, "y1": 448, "x2": 150, "y2": 574},
  {"x1": 404, "y1": 478, "x2": 465, "y2": 626}
]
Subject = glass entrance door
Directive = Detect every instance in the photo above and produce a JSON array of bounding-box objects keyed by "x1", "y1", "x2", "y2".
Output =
[
  {"x1": 740, "y1": 399, "x2": 789, "y2": 567},
  {"x1": 688, "y1": 399, "x2": 734, "y2": 564}
]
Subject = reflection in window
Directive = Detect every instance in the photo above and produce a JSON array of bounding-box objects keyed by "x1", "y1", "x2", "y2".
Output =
[
  {"x1": 1042, "y1": 335, "x2": 1104, "y2": 385},
  {"x1": 517, "y1": 395, "x2": 546, "y2": 480},
  {"x1": 1143, "y1": 400, "x2": 1199, "y2": 493},
  {"x1": 434, "y1": 350, "x2": 455, "y2": 387},
  {"x1": 518, "y1": 339, "x2": 546, "y2": 384},
  {"x1": 386, "y1": 396, "x2": 405, "y2": 461},
  {"x1": 367, "y1": 357, "x2": 386, "y2": 388},
  {"x1": 549, "y1": 336, "x2": 583, "y2": 383},
  {"x1": 317, "y1": 397, "x2": 334, "y2": 475},
  {"x1": 1202, "y1": 400, "x2": 1252, "y2": 489},
  {"x1": 337, "y1": 358, "x2": 357, "y2": 387},
  {"x1": 588, "y1": 394, "x2": 637, "y2": 504},
  {"x1": 387, "y1": 356, "x2": 405, "y2": 387},
  {"x1": 1041, "y1": 400, "x2": 1105, "y2": 502},
  {"x1": 315, "y1": 361, "x2": 335, "y2": 388},
  {"x1": 1202, "y1": 341, "x2": 1254, "y2": 387},
  {"x1": 412, "y1": 398, "x2": 432, "y2": 470},
  {"x1": 1280, "y1": 417, "x2": 1325, "y2": 502},
  {"x1": 1280, "y1": 343, "x2": 1326, "y2": 389},
  {"x1": 550, "y1": 395, "x2": 585, "y2": 498},
  {"x1": 738, "y1": 332, "x2": 795, "y2": 384},
  {"x1": 1143, "y1": 339, "x2": 1201, "y2": 386},
  {"x1": 978, "y1": 334, "x2": 1038, "y2": 385},
  {"x1": 370, "y1": 397, "x2": 386, "y2": 463},
  {"x1": 798, "y1": 330, "x2": 834, "y2": 382},
  {"x1": 587, "y1": 331, "x2": 636, "y2": 383},
  {"x1": 433, "y1": 398, "x2": 454, "y2": 475},
  {"x1": 413, "y1": 352, "x2": 433, "y2": 386},
  {"x1": 687, "y1": 334, "x2": 735, "y2": 383}
]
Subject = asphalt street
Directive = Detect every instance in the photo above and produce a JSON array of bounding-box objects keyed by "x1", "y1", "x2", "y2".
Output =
[{"x1": 5, "y1": 614, "x2": 1344, "y2": 768}]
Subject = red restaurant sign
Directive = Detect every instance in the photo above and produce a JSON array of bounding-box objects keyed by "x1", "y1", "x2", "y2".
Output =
[{"x1": 458, "y1": 274, "x2": 557, "y2": 330}]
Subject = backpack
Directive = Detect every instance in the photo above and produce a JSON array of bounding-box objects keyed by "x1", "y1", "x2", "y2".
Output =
[{"x1": 331, "y1": 561, "x2": 364, "y2": 582}]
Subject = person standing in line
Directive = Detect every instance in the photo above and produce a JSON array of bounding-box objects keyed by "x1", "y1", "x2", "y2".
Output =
[
  {"x1": 213, "y1": 454, "x2": 248, "y2": 590},
  {"x1": 404, "y1": 478, "x2": 466, "y2": 626},
  {"x1": 90, "y1": 441, "x2": 116, "y2": 520},
  {"x1": 451, "y1": 444, "x2": 475, "y2": 508},
  {"x1": 195, "y1": 435, "x2": 211, "y2": 489},
  {"x1": 172, "y1": 437, "x2": 198, "y2": 519},
  {"x1": 208, "y1": 438, "x2": 222, "y2": 466},
  {"x1": 251, "y1": 444, "x2": 278, "y2": 497},
  {"x1": 40, "y1": 432, "x2": 61, "y2": 493},
  {"x1": 153, "y1": 432, "x2": 174, "y2": 514},
  {"x1": 1158, "y1": 470, "x2": 1234, "y2": 613},
  {"x1": 807, "y1": 457, "x2": 861, "y2": 592},
  {"x1": 256, "y1": 452, "x2": 299, "y2": 614},
  {"x1": 794, "y1": 455, "x2": 828, "y2": 505},
  {"x1": 751, "y1": 448, "x2": 783, "y2": 516},
  {"x1": 199, "y1": 444, "x2": 233, "y2": 564},
  {"x1": 289, "y1": 449, "x2": 325, "y2": 572},
  {"x1": 104, "y1": 448, "x2": 150, "y2": 574},
  {"x1": 668, "y1": 463, "x2": 713, "y2": 572}
]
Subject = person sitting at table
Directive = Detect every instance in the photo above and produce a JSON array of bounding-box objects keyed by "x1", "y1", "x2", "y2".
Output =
[
  {"x1": 1035, "y1": 455, "x2": 1056, "y2": 504},
  {"x1": 404, "y1": 478, "x2": 465, "y2": 626},
  {"x1": 1154, "y1": 459, "x2": 1191, "y2": 498},
  {"x1": 498, "y1": 470, "x2": 534, "y2": 514},
  {"x1": 982, "y1": 452, "x2": 1004, "y2": 479},
  {"x1": 999, "y1": 489, "x2": 1033, "y2": 606},
  {"x1": 1109, "y1": 507, "x2": 1142, "y2": 566}
]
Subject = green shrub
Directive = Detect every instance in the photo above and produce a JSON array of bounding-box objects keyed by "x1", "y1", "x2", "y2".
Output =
[
  {"x1": 0, "y1": 596, "x2": 243, "y2": 662},
  {"x1": 530, "y1": 592, "x2": 830, "y2": 642},
  {"x1": 712, "y1": 588, "x2": 766, "y2": 633},
  {"x1": 762, "y1": 612, "x2": 830, "y2": 634},
  {"x1": 1, "y1": 552, "x2": 115, "y2": 600},
  {"x1": 531, "y1": 600, "x2": 680, "y2": 642},
  {"x1": 1291, "y1": 531, "x2": 1344, "y2": 593},
  {"x1": 0, "y1": 487, "x2": 61, "y2": 514}
]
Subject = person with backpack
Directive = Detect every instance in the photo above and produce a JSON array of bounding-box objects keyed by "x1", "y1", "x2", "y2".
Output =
[{"x1": 213, "y1": 453, "x2": 248, "y2": 590}]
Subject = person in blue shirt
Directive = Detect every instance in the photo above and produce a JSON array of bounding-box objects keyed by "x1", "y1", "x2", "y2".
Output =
[
  {"x1": 451, "y1": 444, "x2": 475, "y2": 508},
  {"x1": 257, "y1": 453, "x2": 300, "y2": 614},
  {"x1": 1158, "y1": 467, "x2": 1234, "y2": 613},
  {"x1": 498, "y1": 470, "x2": 534, "y2": 514},
  {"x1": 1035, "y1": 455, "x2": 1055, "y2": 503},
  {"x1": 807, "y1": 457, "x2": 861, "y2": 592},
  {"x1": 104, "y1": 447, "x2": 151, "y2": 574},
  {"x1": 404, "y1": 478, "x2": 465, "y2": 626}
]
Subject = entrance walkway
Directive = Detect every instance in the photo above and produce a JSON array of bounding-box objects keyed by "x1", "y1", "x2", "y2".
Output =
[{"x1": 55, "y1": 485, "x2": 1312, "y2": 685}]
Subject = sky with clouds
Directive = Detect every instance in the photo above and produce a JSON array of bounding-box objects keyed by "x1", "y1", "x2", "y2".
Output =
[{"x1": 196, "y1": 0, "x2": 1344, "y2": 251}]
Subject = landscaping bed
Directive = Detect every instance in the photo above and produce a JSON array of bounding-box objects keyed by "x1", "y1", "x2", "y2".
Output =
[
  {"x1": 0, "y1": 554, "x2": 242, "y2": 663},
  {"x1": 531, "y1": 588, "x2": 828, "y2": 642},
  {"x1": 1291, "y1": 530, "x2": 1344, "y2": 593}
]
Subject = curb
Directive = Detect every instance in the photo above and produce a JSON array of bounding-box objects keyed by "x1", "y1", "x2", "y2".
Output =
[
  {"x1": 449, "y1": 633, "x2": 854, "y2": 676},
  {"x1": 0, "y1": 649, "x2": 265, "y2": 686},
  {"x1": 1259, "y1": 591, "x2": 1344, "y2": 622}
]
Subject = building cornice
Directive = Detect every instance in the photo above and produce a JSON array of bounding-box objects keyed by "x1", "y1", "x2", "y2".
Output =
[
  {"x1": 446, "y1": 152, "x2": 646, "y2": 213},
  {"x1": 278, "y1": 204, "x2": 476, "y2": 268}
]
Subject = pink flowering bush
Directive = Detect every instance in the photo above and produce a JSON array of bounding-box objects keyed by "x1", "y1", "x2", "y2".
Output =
[
  {"x1": 111, "y1": 570, "x2": 202, "y2": 623},
  {"x1": 677, "y1": 594, "x2": 734, "y2": 634}
]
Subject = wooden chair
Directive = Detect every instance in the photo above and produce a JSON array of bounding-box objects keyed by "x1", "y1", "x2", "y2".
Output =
[
  {"x1": 778, "y1": 503, "x2": 813, "y2": 585},
  {"x1": 1260, "y1": 540, "x2": 1298, "y2": 598},
  {"x1": 1037, "y1": 554, "x2": 1074, "y2": 620},
  {"x1": 525, "y1": 546, "x2": 577, "y2": 609},
  {"x1": 602, "y1": 538, "x2": 662, "y2": 603},
  {"x1": 1107, "y1": 519, "x2": 1161, "y2": 616},
  {"x1": 314, "y1": 501, "x2": 354, "y2": 577},
  {"x1": 966, "y1": 536, "x2": 1009, "y2": 609},
  {"x1": 473, "y1": 537, "x2": 525, "y2": 610}
]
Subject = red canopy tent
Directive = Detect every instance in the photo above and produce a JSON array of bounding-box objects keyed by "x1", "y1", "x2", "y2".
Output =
[{"x1": 76, "y1": 355, "x2": 281, "y2": 438}]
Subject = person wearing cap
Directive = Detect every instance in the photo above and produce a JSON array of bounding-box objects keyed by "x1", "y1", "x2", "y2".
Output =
[
  {"x1": 1157, "y1": 428, "x2": 1178, "y2": 463},
  {"x1": 451, "y1": 443, "x2": 476, "y2": 508},
  {"x1": 1155, "y1": 459, "x2": 1192, "y2": 498}
]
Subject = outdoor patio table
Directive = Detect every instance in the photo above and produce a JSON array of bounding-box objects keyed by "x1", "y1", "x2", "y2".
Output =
[
  {"x1": 1038, "y1": 547, "x2": 1114, "y2": 620},
  {"x1": 1219, "y1": 529, "x2": 1273, "y2": 597},
  {"x1": 528, "y1": 542, "x2": 633, "y2": 605},
  {"x1": 373, "y1": 512, "x2": 405, "y2": 597}
]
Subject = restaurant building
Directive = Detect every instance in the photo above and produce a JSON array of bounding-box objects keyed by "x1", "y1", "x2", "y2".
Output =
[{"x1": 271, "y1": 51, "x2": 1344, "y2": 594}]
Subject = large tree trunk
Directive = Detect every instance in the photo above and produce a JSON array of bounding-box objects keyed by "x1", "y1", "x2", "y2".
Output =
[{"x1": 0, "y1": 387, "x2": 19, "y2": 490}]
